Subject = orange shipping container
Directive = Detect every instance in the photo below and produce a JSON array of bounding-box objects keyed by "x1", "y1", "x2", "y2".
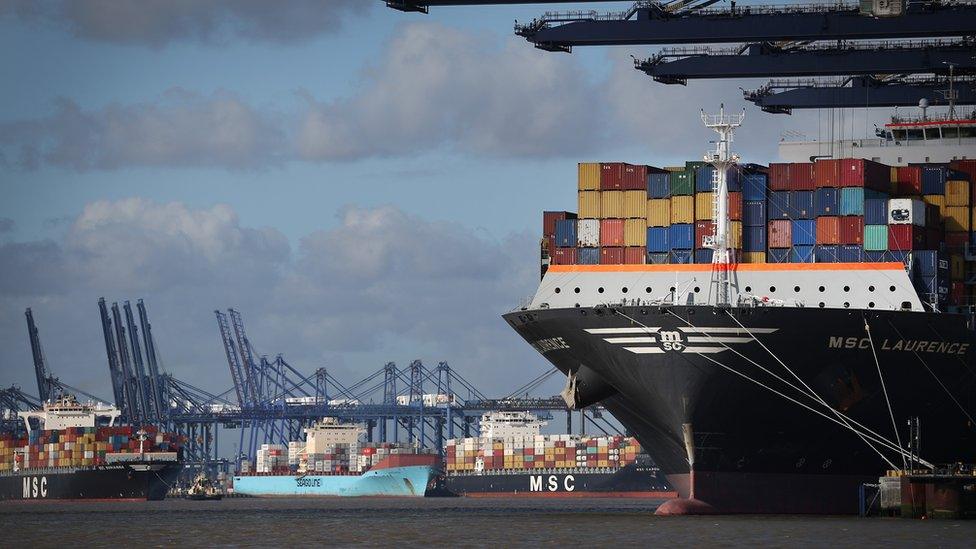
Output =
[
  {"x1": 946, "y1": 180, "x2": 970, "y2": 206},
  {"x1": 601, "y1": 191, "x2": 624, "y2": 218},
  {"x1": 600, "y1": 219, "x2": 625, "y2": 247},
  {"x1": 647, "y1": 199, "x2": 670, "y2": 227},
  {"x1": 816, "y1": 216, "x2": 841, "y2": 244},
  {"x1": 624, "y1": 190, "x2": 647, "y2": 218},
  {"x1": 578, "y1": 163, "x2": 601, "y2": 191},
  {"x1": 624, "y1": 218, "x2": 647, "y2": 246},
  {"x1": 728, "y1": 192, "x2": 743, "y2": 221},
  {"x1": 624, "y1": 247, "x2": 645, "y2": 264}
]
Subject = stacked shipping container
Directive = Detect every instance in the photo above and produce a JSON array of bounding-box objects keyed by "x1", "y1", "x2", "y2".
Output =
[
  {"x1": 544, "y1": 158, "x2": 976, "y2": 308},
  {"x1": 445, "y1": 434, "x2": 641, "y2": 473},
  {"x1": 0, "y1": 426, "x2": 182, "y2": 472}
]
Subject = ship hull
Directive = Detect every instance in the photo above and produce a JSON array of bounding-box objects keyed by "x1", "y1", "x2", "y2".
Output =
[
  {"x1": 445, "y1": 463, "x2": 674, "y2": 498},
  {"x1": 504, "y1": 304, "x2": 976, "y2": 514},
  {"x1": 232, "y1": 465, "x2": 437, "y2": 497},
  {"x1": 0, "y1": 462, "x2": 182, "y2": 501}
]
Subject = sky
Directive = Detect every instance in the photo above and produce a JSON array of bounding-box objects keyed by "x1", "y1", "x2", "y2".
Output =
[{"x1": 0, "y1": 1, "x2": 889, "y2": 405}]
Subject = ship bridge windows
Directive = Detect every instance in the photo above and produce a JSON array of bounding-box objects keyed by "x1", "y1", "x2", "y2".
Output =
[
  {"x1": 904, "y1": 129, "x2": 923, "y2": 141},
  {"x1": 924, "y1": 128, "x2": 940, "y2": 140},
  {"x1": 960, "y1": 126, "x2": 976, "y2": 139},
  {"x1": 942, "y1": 126, "x2": 959, "y2": 139}
]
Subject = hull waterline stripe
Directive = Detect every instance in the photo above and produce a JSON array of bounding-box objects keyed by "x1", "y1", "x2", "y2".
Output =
[
  {"x1": 604, "y1": 337, "x2": 657, "y2": 343},
  {"x1": 586, "y1": 328, "x2": 661, "y2": 334},
  {"x1": 678, "y1": 327, "x2": 778, "y2": 334},
  {"x1": 548, "y1": 262, "x2": 905, "y2": 274}
]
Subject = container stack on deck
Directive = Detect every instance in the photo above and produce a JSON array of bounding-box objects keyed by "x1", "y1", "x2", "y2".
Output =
[
  {"x1": 0, "y1": 427, "x2": 182, "y2": 472},
  {"x1": 445, "y1": 434, "x2": 640, "y2": 473},
  {"x1": 250, "y1": 441, "x2": 434, "y2": 475},
  {"x1": 545, "y1": 159, "x2": 976, "y2": 309}
]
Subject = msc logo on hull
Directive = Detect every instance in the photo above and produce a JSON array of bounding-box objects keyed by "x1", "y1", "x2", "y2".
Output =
[
  {"x1": 585, "y1": 326, "x2": 777, "y2": 354},
  {"x1": 22, "y1": 476, "x2": 47, "y2": 499},
  {"x1": 530, "y1": 474, "x2": 575, "y2": 492}
]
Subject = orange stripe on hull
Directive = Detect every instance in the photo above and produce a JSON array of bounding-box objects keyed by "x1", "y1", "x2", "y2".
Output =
[
  {"x1": 547, "y1": 262, "x2": 905, "y2": 273},
  {"x1": 461, "y1": 491, "x2": 678, "y2": 499}
]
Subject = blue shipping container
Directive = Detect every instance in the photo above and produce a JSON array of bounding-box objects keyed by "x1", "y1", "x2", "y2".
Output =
[
  {"x1": 814, "y1": 188, "x2": 839, "y2": 217},
  {"x1": 743, "y1": 200, "x2": 766, "y2": 227},
  {"x1": 791, "y1": 220, "x2": 817, "y2": 246},
  {"x1": 555, "y1": 219, "x2": 577, "y2": 248},
  {"x1": 863, "y1": 250, "x2": 886, "y2": 262},
  {"x1": 647, "y1": 227, "x2": 669, "y2": 253},
  {"x1": 743, "y1": 226, "x2": 766, "y2": 252},
  {"x1": 742, "y1": 173, "x2": 767, "y2": 202},
  {"x1": 921, "y1": 166, "x2": 948, "y2": 195},
  {"x1": 768, "y1": 248, "x2": 791, "y2": 263},
  {"x1": 670, "y1": 249, "x2": 694, "y2": 264},
  {"x1": 815, "y1": 245, "x2": 840, "y2": 263},
  {"x1": 669, "y1": 224, "x2": 695, "y2": 250},
  {"x1": 864, "y1": 199, "x2": 888, "y2": 225},
  {"x1": 838, "y1": 245, "x2": 863, "y2": 262},
  {"x1": 791, "y1": 191, "x2": 815, "y2": 219},
  {"x1": 791, "y1": 245, "x2": 815, "y2": 263},
  {"x1": 768, "y1": 192, "x2": 791, "y2": 220},
  {"x1": 885, "y1": 250, "x2": 911, "y2": 267},
  {"x1": 912, "y1": 250, "x2": 947, "y2": 278},
  {"x1": 694, "y1": 249, "x2": 714, "y2": 264},
  {"x1": 647, "y1": 172, "x2": 670, "y2": 198},
  {"x1": 695, "y1": 166, "x2": 742, "y2": 193},
  {"x1": 578, "y1": 247, "x2": 600, "y2": 265},
  {"x1": 647, "y1": 252, "x2": 670, "y2": 264},
  {"x1": 865, "y1": 189, "x2": 889, "y2": 200},
  {"x1": 839, "y1": 187, "x2": 865, "y2": 216}
]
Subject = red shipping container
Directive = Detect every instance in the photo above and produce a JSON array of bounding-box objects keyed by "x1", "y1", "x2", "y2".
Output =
[
  {"x1": 728, "y1": 192, "x2": 743, "y2": 220},
  {"x1": 887, "y1": 224, "x2": 925, "y2": 251},
  {"x1": 543, "y1": 211, "x2": 576, "y2": 237},
  {"x1": 838, "y1": 159, "x2": 890, "y2": 191},
  {"x1": 600, "y1": 162, "x2": 624, "y2": 190},
  {"x1": 600, "y1": 219, "x2": 625, "y2": 246},
  {"x1": 839, "y1": 216, "x2": 864, "y2": 245},
  {"x1": 950, "y1": 158, "x2": 976, "y2": 183},
  {"x1": 895, "y1": 166, "x2": 922, "y2": 195},
  {"x1": 621, "y1": 164, "x2": 648, "y2": 190},
  {"x1": 769, "y1": 162, "x2": 815, "y2": 191},
  {"x1": 816, "y1": 216, "x2": 841, "y2": 244},
  {"x1": 945, "y1": 231, "x2": 969, "y2": 248},
  {"x1": 601, "y1": 247, "x2": 625, "y2": 264},
  {"x1": 695, "y1": 220, "x2": 715, "y2": 249},
  {"x1": 768, "y1": 220, "x2": 792, "y2": 248},
  {"x1": 624, "y1": 247, "x2": 645, "y2": 264},
  {"x1": 951, "y1": 282, "x2": 966, "y2": 305},
  {"x1": 814, "y1": 159, "x2": 842, "y2": 188},
  {"x1": 552, "y1": 247, "x2": 577, "y2": 265}
]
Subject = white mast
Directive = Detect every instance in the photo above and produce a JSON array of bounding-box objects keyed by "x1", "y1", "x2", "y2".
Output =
[{"x1": 701, "y1": 104, "x2": 745, "y2": 307}]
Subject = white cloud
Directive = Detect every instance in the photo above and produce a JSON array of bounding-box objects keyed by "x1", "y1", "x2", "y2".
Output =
[
  {"x1": 0, "y1": 199, "x2": 540, "y2": 399},
  {"x1": 1, "y1": 0, "x2": 369, "y2": 47}
]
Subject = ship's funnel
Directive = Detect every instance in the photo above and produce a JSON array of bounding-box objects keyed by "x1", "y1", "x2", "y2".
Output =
[{"x1": 560, "y1": 364, "x2": 618, "y2": 410}]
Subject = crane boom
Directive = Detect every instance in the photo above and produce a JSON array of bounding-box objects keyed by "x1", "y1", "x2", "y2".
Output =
[
  {"x1": 137, "y1": 299, "x2": 166, "y2": 423},
  {"x1": 98, "y1": 298, "x2": 128, "y2": 415},
  {"x1": 25, "y1": 308, "x2": 53, "y2": 403}
]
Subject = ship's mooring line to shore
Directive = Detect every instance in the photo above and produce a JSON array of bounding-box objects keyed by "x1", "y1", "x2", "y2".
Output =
[
  {"x1": 726, "y1": 310, "x2": 903, "y2": 471},
  {"x1": 886, "y1": 318, "x2": 976, "y2": 427},
  {"x1": 612, "y1": 308, "x2": 916, "y2": 468},
  {"x1": 864, "y1": 318, "x2": 908, "y2": 471}
]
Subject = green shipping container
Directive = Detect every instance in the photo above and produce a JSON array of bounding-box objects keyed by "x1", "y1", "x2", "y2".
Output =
[
  {"x1": 864, "y1": 224, "x2": 888, "y2": 251},
  {"x1": 671, "y1": 170, "x2": 695, "y2": 195},
  {"x1": 684, "y1": 160, "x2": 709, "y2": 170}
]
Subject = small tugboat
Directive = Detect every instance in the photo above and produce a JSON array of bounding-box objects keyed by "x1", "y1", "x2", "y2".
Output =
[{"x1": 186, "y1": 473, "x2": 223, "y2": 501}]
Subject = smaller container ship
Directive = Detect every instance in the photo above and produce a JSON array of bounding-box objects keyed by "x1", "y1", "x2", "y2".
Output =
[
  {"x1": 0, "y1": 395, "x2": 183, "y2": 501},
  {"x1": 443, "y1": 411, "x2": 673, "y2": 498},
  {"x1": 232, "y1": 418, "x2": 438, "y2": 497}
]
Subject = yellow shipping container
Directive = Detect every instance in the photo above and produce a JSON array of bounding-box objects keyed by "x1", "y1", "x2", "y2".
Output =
[
  {"x1": 665, "y1": 166, "x2": 684, "y2": 172},
  {"x1": 647, "y1": 199, "x2": 670, "y2": 227},
  {"x1": 578, "y1": 191, "x2": 601, "y2": 218},
  {"x1": 624, "y1": 219, "x2": 647, "y2": 246},
  {"x1": 742, "y1": 252, "x2": 766, "y2": 263},
  {"x1": 578, "y1": 162, "x2": 601, "y2": 191},
  {"x1": 946, "y1": 180, "x2": 970, "y2": 206},
  {"x1": 601, "y1": 190, "x2": 625, "y2": 218},
  {"x1": 951, "y1": 255, "x2": 965, "y2": 281},
  {"x1": 695, "y1": 192, "x2": 714, "y2": 221},
  {"x1": 624, "y1": 190, "x2": 647, "y2": 218},
  {"x1": 890, "y1": 167, "x2": 899, "y2": 194},
  {"x1": 923, "y1": 194, "x2": 946, "y2": 218},
  {"x1": 671, "y1": 195, "x2": 694, "y2": 224},
  {"x1": 729, "y1": 221, "x2": 743, "y2": 250},
  {"x1": 945, "y1": 206, "x2": 970, "y2": 232}
]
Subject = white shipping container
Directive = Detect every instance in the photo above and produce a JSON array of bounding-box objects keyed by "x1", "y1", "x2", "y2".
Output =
[
  {"x1": 577, "y1": 219, "x2": 600, "y2": 247},
  {"x1": 888, "y1": 198, "x2": 926, "y2": 227}
]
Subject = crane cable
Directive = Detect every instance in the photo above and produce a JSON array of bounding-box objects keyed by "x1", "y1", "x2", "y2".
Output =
[{"x1": 864, "y1": 318, "x2": 908, "y2": 471}]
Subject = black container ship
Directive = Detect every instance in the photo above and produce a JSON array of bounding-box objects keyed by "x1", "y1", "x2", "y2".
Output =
[
  {"x1": 443, "y1": 411, "x2": 674, "y2": 498},
  {"x1": 505, "y1": 111, "x2": 976, "y2": 514},
  {"x1": 0, "y1": 395, "x2": 182, "y2": 501}
]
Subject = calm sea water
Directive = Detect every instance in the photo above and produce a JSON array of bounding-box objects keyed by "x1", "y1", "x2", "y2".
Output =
[{"x1": 4, "y1": 497, "x2": 975, "y2": 547}]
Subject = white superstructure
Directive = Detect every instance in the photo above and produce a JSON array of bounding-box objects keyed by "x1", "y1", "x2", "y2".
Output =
[
  {"x1": 18, "y1": 395, "x2": 120, "y2": 434},
  {"x1": 480, "y1": 411, "x2": 547, "y2": 440}
]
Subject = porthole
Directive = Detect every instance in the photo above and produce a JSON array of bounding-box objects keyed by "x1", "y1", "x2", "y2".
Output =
[
  {"x1": 645, "y1": 287, "x2": 652, "y2": 293},
  {"x1": 819, "y1": 302, "x2": 825, "y2": 308},
  {"x1": 745, "y1": 286, "x2": 752, "y2": 292},
  {"x1": 794, "y1": 286, "x2": 800, "y2": 293},
  {"x1": 574, "y1": 287, "x2": 581, "y2": 294},
  {"x1": 622, "y1": 287, "x2": 628, "y2": 293},
  {"x1": 868, "y1": 302, "x2": 875, "y2": 308},
  {"x1": 554, "y1": 288, "x2": 561, "y2": 294},
  {"x1": 889, "y1": 285, "x2": 896, "y2": 292},
  {"x1": 843, "y1": 286, "x2": 850, "y2": 292},
  {"x1": 818, "y1": 286, "x2": 825, "y2": 293},
  {"x1": 694, "y1": 287, "x2": 701, "y2": 293},
  {"x1": 769, "y1": 286, "x2": 776, "y2": 293},
  {"x1": 868, "y1": 286, "x2": 875, "y2": 292},
  {"x1": 598, "y1": 287, "x2": 604, "y2": 294},
  {"x1": 844, "y1": 302, "x2": 850, "y2": 308}
]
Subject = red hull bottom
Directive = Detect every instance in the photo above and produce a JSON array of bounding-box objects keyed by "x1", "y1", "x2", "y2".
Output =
[
  {"x1": 461, "y1": 491, "x2": 677, "y2": 499},
  {"x1": 662, "y1": 471, "x2": 874, "y2": 514}
]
